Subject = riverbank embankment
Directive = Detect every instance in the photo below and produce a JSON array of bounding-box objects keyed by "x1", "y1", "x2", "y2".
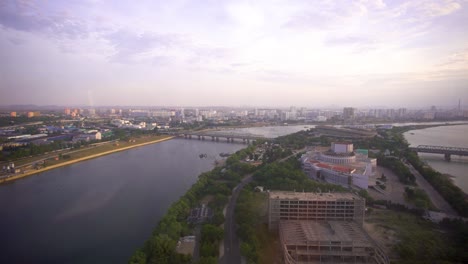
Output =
[{"x1": 0, "y1": 136, "x2": 174, "y2": 184}]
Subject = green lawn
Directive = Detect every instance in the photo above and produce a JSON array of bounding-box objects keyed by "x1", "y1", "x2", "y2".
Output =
[{"x1": 366, "y1": 209, "x2": 455, "y2": 264}]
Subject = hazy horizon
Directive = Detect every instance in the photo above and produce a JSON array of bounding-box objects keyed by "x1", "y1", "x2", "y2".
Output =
[{"x1": 1, "y1": 0, "x2": 467, "y2": 107}]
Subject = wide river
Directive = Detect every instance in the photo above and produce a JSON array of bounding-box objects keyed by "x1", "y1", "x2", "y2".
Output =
[
  {"x1": 0, "y1": 139, "x2": 243, "y2": 264},
  {"x1": 1, "y1": 122, "x2": 466, "y2": 263},
  {"x1": 404, "y1": 124, "x2": 468, "y2": 194}
]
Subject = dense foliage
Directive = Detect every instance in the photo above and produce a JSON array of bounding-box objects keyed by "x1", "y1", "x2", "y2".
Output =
[
  {"x1": 406, "y1": 151, "x2": 468, "y2": 217},
  {"x1": 404, "y1": 187, "x2": 433, "y2": 209},
  {"x1": 128, "y1": 146, "x2": 254, "y2": 263},
  {"x1": 234, "y1": 190, "x2": 263, "y2": 264},
  {"x1": 377, "y1": 156, "x2": 415, "y2": 184},
  {"x1": 252, "y1": 157, "x2": 346, "y2": 192},
  {"x1": 273, "y1": 130, "x2": 322, "y2": 149}
]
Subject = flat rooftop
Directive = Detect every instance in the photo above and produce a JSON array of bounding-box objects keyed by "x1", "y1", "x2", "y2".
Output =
[
  {"x1": 305, "y1": 157, "x2": 369, "y2": 175},
  {"x1": 269, "y1": 191, "x2": 362, "y2": 201},
  {"x1": 280, "y1": 220, "x2": 371, "y2": 247}
]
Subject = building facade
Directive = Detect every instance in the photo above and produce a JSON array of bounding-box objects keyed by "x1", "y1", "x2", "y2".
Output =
[
  {"x1": 268, "y1": 191, "x2": 365, "y2": 230},
  {"x1": 301, "y1": 143, "x2": 377, "y2": 190},
  {"x1": 269, "y1": 191, "x2": 388, "y2": 264},
  {"x1": 279, "y1": 220, "x2": 389, "y2": 264}
]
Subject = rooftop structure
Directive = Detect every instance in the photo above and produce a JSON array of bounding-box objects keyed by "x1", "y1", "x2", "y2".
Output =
[
  {"x1": 176, "y1": 236, "x2": 196, "y2": 256},
  {"x1": 332, "y1": 142, "x2": 353, "y2": 154},
  {"x1": 279, "y1": 220, "x2": 389, "y2": 264},
  {"x1": 301, "y1": 143, "x2": 377, "y2": 189}
]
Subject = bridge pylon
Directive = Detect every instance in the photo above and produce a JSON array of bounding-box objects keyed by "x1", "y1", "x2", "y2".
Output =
[{"x1": 444, "y1": 153, "x2": 451, "y2": 161}]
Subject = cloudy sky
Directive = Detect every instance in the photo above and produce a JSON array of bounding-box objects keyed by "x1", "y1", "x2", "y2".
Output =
[{"x1": 0, "y1": 0, "x2": 467, "y2": 108}]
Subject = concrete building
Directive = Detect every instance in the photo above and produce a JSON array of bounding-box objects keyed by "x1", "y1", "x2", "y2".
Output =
[
  {"x1": 268, "y1": 191, "x2": 365, "y2": 230},
  {"x1": 72, "y1": 132, "x2": 101, "y2": 142},
  {"x1": 301, "y1": 143, "x2": 377, "y2": 189},
  {"x1": 331, "y1": 142, "x2": 353, "y2": 154},
  {"x1": 343, "y1": 107, "x2": 355, "y2": 120},
  {"x1": 279, "y1": 220, "x2": 388, "y2": 264},
  {"x1": 269, "y1": 191, "x2": 388, "y2": 264},
  {"x1": 27, "y1": 111, "x2": 40, "y2": 118}
]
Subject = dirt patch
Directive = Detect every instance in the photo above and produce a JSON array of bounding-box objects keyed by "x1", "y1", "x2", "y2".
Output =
[
  {"x1": 257, "y1": 224, "x2": 283, "y2": 264},
  {"x1": 200, "y1": 195, "x2": 214, "y2": 204},
  {"x1": 364, "y1": 222, "x2": 398, "y2": 257}
]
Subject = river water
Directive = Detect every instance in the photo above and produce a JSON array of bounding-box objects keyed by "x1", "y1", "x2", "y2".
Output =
[
  {"x1": 215, "y1": 121, "x2": 468, "y2": 138},
  {"x1": 2, "y1": 122, "x2": 466, "y2": 263},
  {"x1": 226, "y1": 123, "x2": 468, "y2": 194},
  {"x1": 404, "y1": 125, "x2": 468, "y2": 194},
  {"x1": 0, "y1": 139, "x2": 243, "y2": 264}
]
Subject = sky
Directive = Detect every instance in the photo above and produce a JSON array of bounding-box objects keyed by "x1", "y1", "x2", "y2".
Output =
[{"x1": 0, "y1": 0, "x2": 467, "y2": 108}]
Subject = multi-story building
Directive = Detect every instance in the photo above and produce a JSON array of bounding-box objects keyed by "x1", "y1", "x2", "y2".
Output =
[
  {"x1": 301, "y1": 143, "x2": 377, "y2": 189},
  {"x1": 269, "y1": 191, "x2": 388, "y2": 264},
  {"x1": 268, "y1": 191, "x2": 365, "y2": 230},
  {"x1": 343, "y1": 107, "x2": 355, "y2": 120},
  {"x1": 279, "y1": 220, "x2": 388, "y2": 264}
]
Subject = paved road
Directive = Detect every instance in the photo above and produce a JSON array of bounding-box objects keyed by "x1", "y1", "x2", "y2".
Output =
[
  {"x1": 368, "y1": 166, "x2": 414, "y2": 209},
  {"x1": 218, "y1": 150, "x2": 303, "y2": 264},
  {"x1": 405, "y1": 162, "x2": 458, "y2": 216},
  {"x1": 219, "y1": 173, "x2": 253, "y2": 264}
]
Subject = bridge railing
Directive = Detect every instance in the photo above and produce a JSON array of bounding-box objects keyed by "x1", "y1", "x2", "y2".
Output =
[{"x1": 410, "y1": 145, "x2": 468, "y2": 156}]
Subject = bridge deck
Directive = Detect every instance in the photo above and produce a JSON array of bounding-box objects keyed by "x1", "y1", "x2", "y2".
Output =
[
  {"x1": 410, "y1": 145, "x2": 468, "y2": 156},
  {"x1": 181, "y1": 132, "x2": 266, "y2": 140}
]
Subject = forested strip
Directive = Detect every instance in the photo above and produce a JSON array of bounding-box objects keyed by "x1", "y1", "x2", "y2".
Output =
[{"x1": 129, "y1": 146, "x2": 256, "y2": 264}]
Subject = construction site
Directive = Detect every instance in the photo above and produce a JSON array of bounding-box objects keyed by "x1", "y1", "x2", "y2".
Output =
[{"x1": 268, "y1": 191, "x2": 389, "y2": 264}]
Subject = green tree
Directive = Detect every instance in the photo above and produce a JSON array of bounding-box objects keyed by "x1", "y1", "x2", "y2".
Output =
[{"x1": 129, "y1": 249, "x2": 147, "y2": 264}]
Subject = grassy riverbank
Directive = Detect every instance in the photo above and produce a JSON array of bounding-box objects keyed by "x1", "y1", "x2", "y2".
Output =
[{"x1": 0, "y1": 135, "x2": 174, "y2": 184}]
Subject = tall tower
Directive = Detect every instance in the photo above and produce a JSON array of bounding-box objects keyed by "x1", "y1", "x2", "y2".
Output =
[{"x1": 343, "y1": 107, "x2": 355, "y2": 120}]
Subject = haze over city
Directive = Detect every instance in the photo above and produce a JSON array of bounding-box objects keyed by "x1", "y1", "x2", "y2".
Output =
[{"x1": 1, "y1": 0, "x2": 468, "y2": 107}]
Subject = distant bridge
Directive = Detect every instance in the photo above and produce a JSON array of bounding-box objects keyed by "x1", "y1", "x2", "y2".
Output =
[
  {"x1": 409, "y1": 145, "x2": 468, "y2": 161},
  {"x1": 164, "y1": 131, "x2": 266, "y2": 143}
]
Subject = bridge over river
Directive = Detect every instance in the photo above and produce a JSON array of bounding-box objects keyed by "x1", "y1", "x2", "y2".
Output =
[
  {"x1": 165, "y1": 131, "x2": 266, "y2": 143},
  {"x1": 409, "y1": 145, "x2": 468, "y2": 161}
]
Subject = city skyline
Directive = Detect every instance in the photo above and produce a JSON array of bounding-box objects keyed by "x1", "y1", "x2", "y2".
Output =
[{"x1": 1, "y1": 0, "x2": 468, "y2": 107}]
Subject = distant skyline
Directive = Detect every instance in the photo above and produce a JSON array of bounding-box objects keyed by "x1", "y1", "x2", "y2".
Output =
[{"x1": 1, "y1": 0, "x2": 467, "y2": 107}]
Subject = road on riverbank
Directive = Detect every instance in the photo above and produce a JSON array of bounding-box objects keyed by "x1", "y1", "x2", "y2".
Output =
[
  {"x1": 219, "y1": 173, "x2": 253, "y2": 264},
  {"x1": 218, "y1": 150, "x2": 303, "y2": 264},
  {"x1": 404, "y1": 162, "x2": 458, "y2": 216},
  {"x1": 0, "y1": 136, "x2": 174, "y2": 184}
]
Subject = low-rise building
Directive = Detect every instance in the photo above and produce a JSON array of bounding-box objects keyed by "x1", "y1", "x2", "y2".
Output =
[
  {"x1": 301, "y1": 143, "x2": 377, "y2": 189},
  {"x1": 72, "y1": 132, "x2": 102, "y2": 142}
]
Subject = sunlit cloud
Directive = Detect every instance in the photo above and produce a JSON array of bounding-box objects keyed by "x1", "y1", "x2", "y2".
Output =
[{"x1": 0, "y1": 0, "x2": 467, "y2": 107}]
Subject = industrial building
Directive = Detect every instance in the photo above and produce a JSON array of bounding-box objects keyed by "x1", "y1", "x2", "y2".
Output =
[
  {"x1": 268, "y1": 191, "x2": 388, "y2": 264},
  {"x1": 301, "y1": 143, "x2": 377, "y2": 189}
]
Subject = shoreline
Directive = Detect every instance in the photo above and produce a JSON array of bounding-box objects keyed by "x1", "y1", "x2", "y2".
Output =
[
  {"x1": 0, "y1": 136, "x2": 174, "y2": 184},
  {"x1": 403, "y1": 124, "x2": 468, "y2": 195}
]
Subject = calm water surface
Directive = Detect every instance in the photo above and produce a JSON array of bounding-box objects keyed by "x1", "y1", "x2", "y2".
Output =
[
  {"x1": 404, "y1": 125, "x2": 468, "y2": 194},
  {"x1": 218, "y1": 121, "x2": 468, "y2": 138},
  {"x1": 0, "y1": 139, "x2": 243, "y2": 264},
  {"x1": 232, "y1": 123, "x2": 468, "y2": 194}
]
